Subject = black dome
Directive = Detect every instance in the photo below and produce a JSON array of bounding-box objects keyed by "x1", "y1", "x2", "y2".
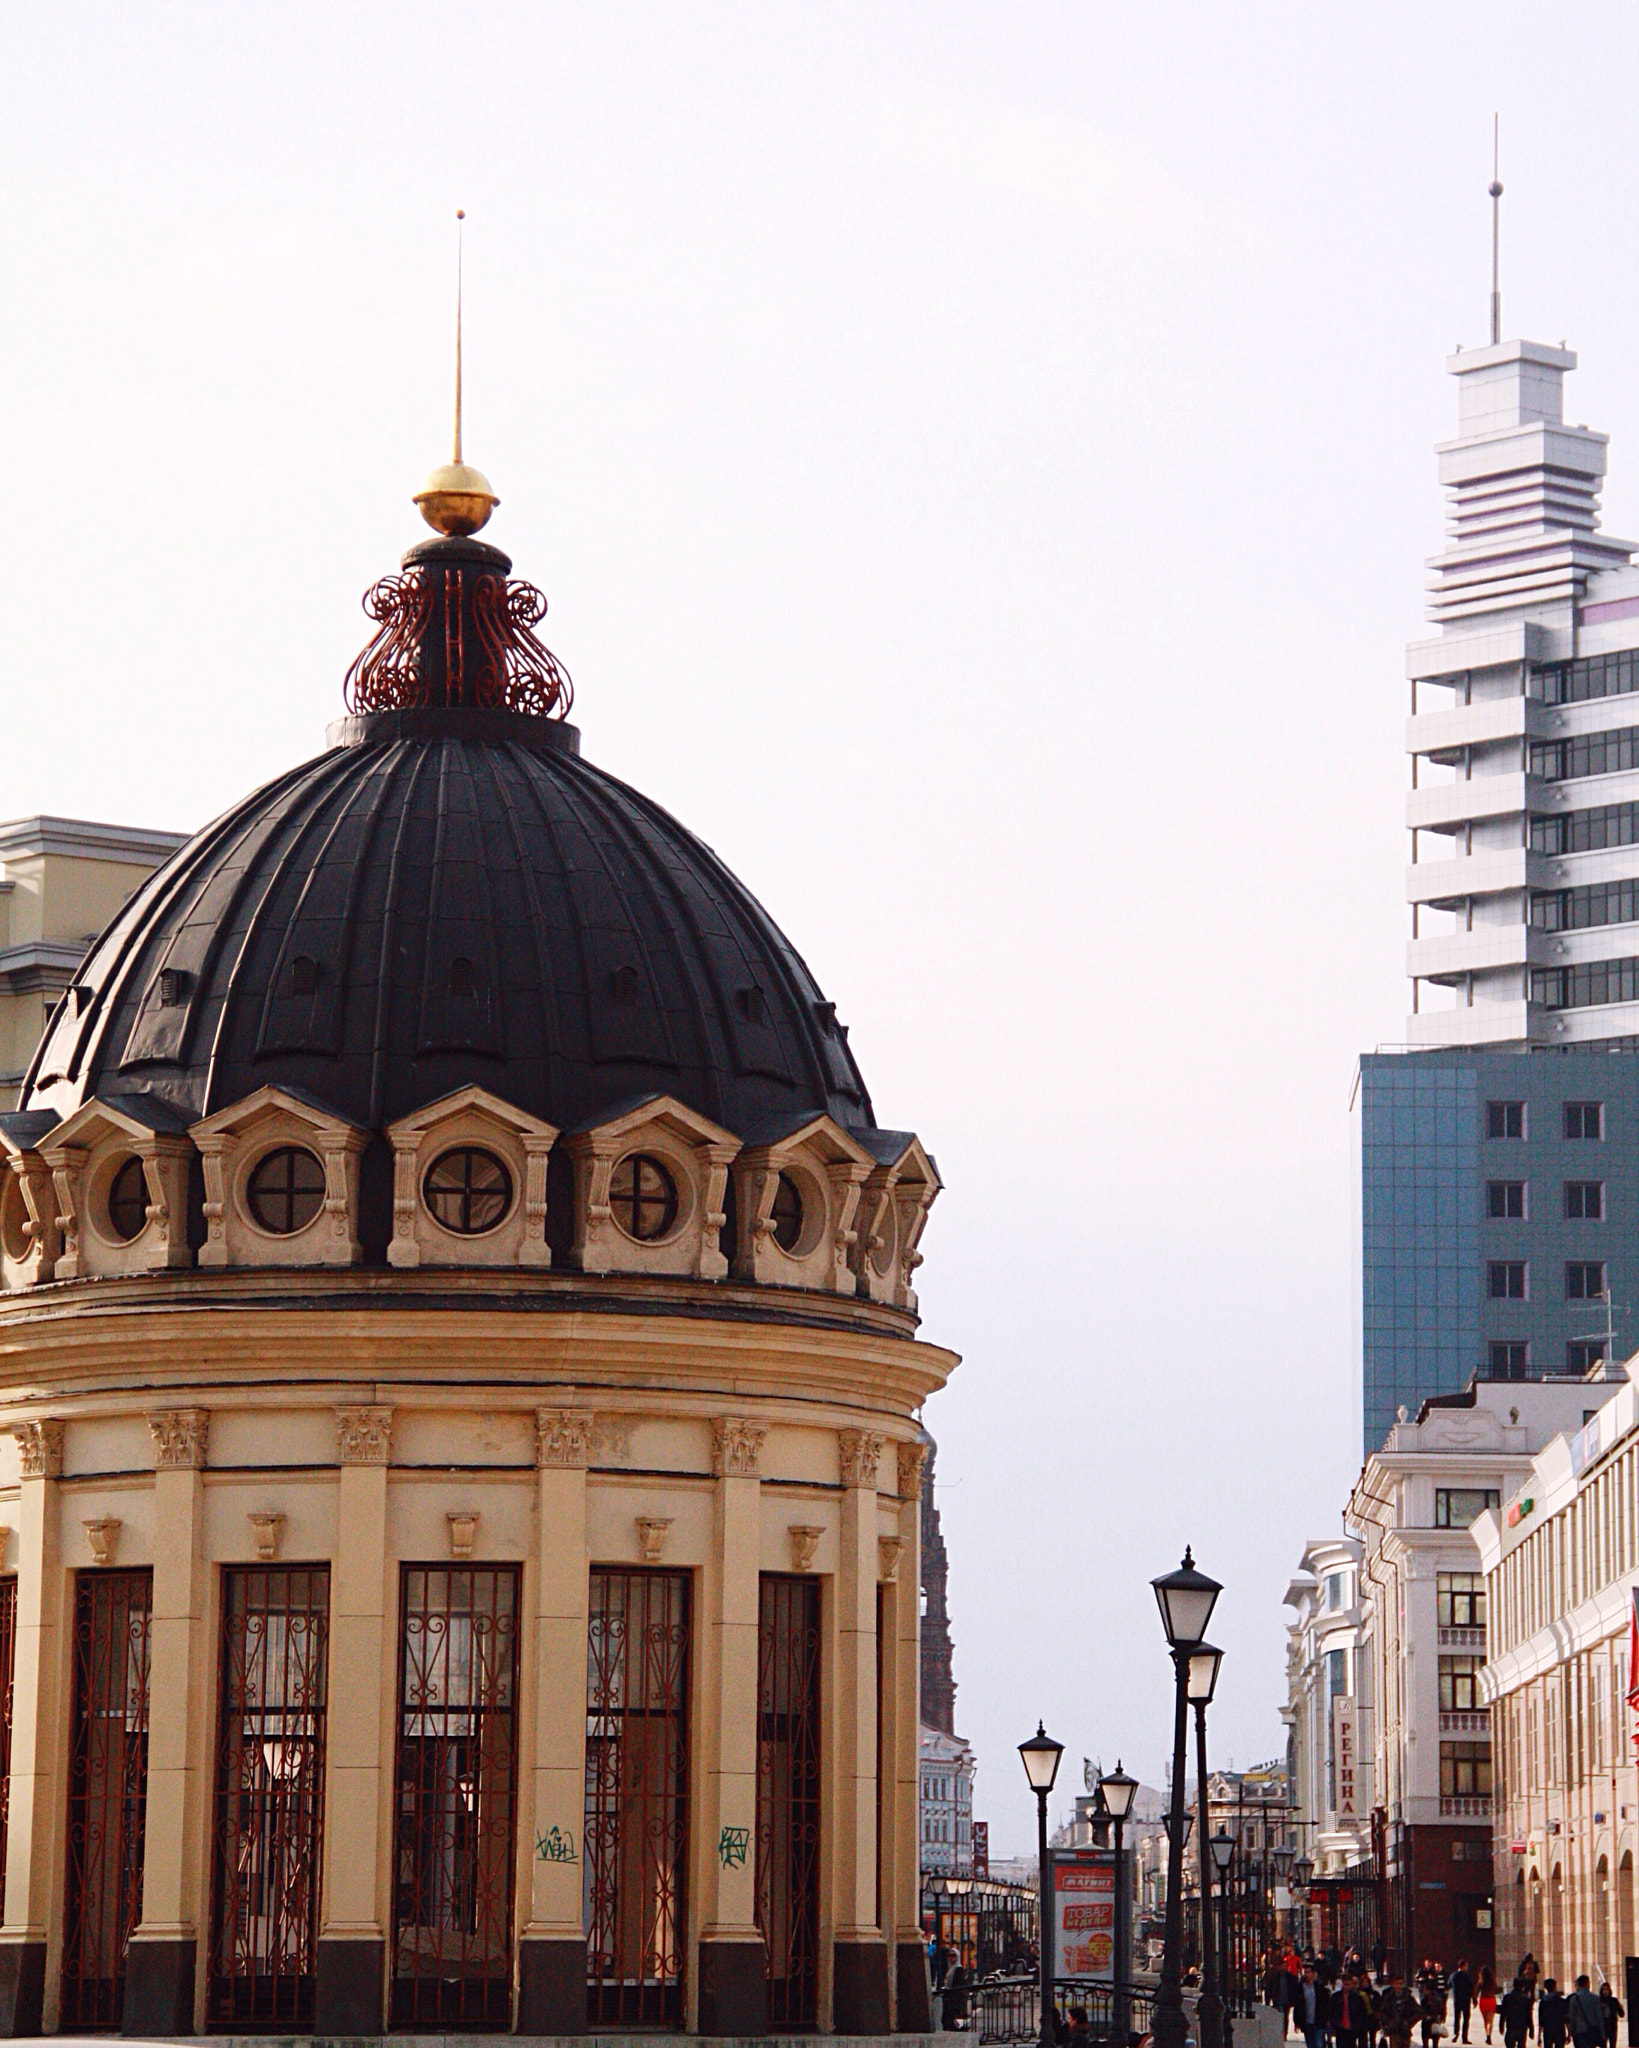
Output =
[{"x1": 21, "y1": 704, "x2": 875, "y2": 1140}]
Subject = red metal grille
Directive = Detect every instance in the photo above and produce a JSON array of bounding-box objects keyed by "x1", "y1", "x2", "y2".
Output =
[
  {"x1": 61, "y1": 1569, "x2": 152, "y2": 2031},
  {"x1": 343, "y1": 566, "x2": 573, "y2": 718},
  {"x1": 207, "y1": 1566, "x2": 330, "y2": 2030},
  {"x1": 584, "y1": 1568, "x2": 691, "y2": 2026},
  {"x1": 391, "y1": 1565, "x2": 520, "y2": 2031},
  {"x1": 0, "y1": 1578, "x2": 17, "y2": 1906},
  {"x1": 757, "y1": 1574, "x2": 821, "y2": 2029}
]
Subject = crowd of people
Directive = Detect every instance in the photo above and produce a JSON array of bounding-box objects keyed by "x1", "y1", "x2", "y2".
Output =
[{"x1": 1266, "y1": 1948, "x2": 1625, "y2": 2048}]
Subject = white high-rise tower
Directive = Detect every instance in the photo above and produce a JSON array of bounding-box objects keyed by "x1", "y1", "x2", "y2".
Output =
[{"x1": 1407, "y1": 328, "x2": 1639, "y2": 1046}]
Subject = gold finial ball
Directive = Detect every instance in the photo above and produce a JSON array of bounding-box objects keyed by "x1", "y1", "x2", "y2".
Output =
[{"x1": 413, "y1": 461, "x2": 499, "y2": 537}]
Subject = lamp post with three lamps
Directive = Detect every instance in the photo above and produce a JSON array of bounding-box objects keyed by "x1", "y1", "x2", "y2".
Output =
[
  {"x1": 1019, "y1": 1724, "x2": 1065, "y2": 2048},
  {"x1": 1188, "y1": 1643, "x2": 1226, "y2": 2048},
  {"x1": 1150, "y1": 1548, "x2": 1223, "y2": 2048}
]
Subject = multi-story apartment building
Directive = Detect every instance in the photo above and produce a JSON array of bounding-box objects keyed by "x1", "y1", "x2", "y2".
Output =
[
  {"x1": 1473, "y1": 1364, "x2": 1639, "y2": 1984},
  {"x1": 1284, "y1": 1538, "x2": 1375, "y2": 1875},
  {"x1": 919, "y1": 1725, "x2": 976, "y2": 1878},
  {"x1": 0, "y1": 815, "x2": 185, "y2": 1110},
  {"x1": 1348, "y1": 1375, "x2": 1604, "y2": 1969}
]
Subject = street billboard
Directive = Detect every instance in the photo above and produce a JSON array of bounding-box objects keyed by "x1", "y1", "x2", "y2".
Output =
[{"x1": 1050, "y1": 1848, "x2": 1115, "y2": 1982}]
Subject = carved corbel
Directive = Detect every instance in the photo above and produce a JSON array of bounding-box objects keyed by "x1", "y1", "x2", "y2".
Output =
[{"x1": 788, "y1": 1524, "x2": 824, "y2": 1573}]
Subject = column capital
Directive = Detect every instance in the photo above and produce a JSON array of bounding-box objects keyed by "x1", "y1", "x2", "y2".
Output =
[
  {"x1": 896, "y1": 1438, "x2": 928, "y2": 1498},
  {"x1": 149, "y1": 1408, "x2": 210, "y2": 1470},
  {"x1": 535, "y1": 1407, "x2": 592, "y2": 1469},
  {"x1": 336, "y1": 1405, "x2": 393, "y2": 1465},
  {"x1": 838, "y1": 1427, "x2": 885, "y2": 1490},
  {"x1": 12, "y1": 1419, "x2": 63, "y2": 1479},
  {"x1": 712, "y1": 1416, "x2": 766, "y2": 1477}
]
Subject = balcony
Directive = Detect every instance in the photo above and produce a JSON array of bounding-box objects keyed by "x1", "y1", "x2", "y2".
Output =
[
  {"x1": 1438, "y1": 1626, "x2": 1487, "y2": 1650},
  {"x1": 1440, "y1": 1710, "x2": 1490, "y2": 1735},
  {"x1": 1406, "y1": 771, "x2": 1531, "y2": 833},
  {"x1": 1440, "y1": 1795, "x2": 1491, "y2": 1818}
]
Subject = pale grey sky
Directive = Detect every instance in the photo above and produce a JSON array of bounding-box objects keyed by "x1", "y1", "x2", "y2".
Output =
[{"x1": 5, "y1": 2, "x2": 1638, "y2": 1854}]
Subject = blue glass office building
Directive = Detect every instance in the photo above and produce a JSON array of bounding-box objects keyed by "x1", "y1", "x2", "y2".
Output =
[{"x1": 1359, "y1": 1050, "x2": 1639, "y2": 1452}]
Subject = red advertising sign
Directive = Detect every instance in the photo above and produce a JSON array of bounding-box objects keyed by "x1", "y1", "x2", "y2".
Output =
[{"x1": 1051, "y1": 1849, "x2": 1115, "y2": 1982}]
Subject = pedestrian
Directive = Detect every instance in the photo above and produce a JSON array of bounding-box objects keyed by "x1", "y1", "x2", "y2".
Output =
[
  {"x1": 1569, "y1": 1977, "x2": 1606, "y2": 2048},
  {"x1": 1522, "y1": 1961, "x2": 1542, "y2": 1999},
  {"x1": 1539, "y1": 1981, "x2": 1568, "y2": 2048},
  {"x1": 1373, "y1": 1941, "x2": 1390, "y2": 1986},
  {"x1": 1294, "y1": 1962, "x2": 1328, "y2": 2048},
  {"x1": 1332, "y1": 1969, "x2": 1373, "y2": 2048},
  {"x1": 1420, "y1": 1961, "x2": 1450, "y2": 2048},
  {"x1": 1479, "y1": 1968, "x2": 1501, "y2": 2046},
  {"x1": 1599, "y1": 1984, "x2": 1624, "y2": 2048},
  {"x1": 1066, "y1": 2005, "x2": 1093, "y2": 2048},
  {"x1": 1452, "y1": 1964, "x2": 1475, "y2": 2045},
  {"x1": 1383, "y1": 1973, "x2": 1426, "y2": 2048},
  {"x1": 1502, "y1": 1977, "x2": 1536, "y2": 2048}
]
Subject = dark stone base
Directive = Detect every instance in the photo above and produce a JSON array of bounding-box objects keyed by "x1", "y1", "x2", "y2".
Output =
[
  {"x1": 834, "y1": 1938, "x2": 892, "y2": 2035},
  {"x1": 897, "y1": 1940, "x2": 934, "y2": 2034},
  {"x1": 697, "y1": 1936, "x2": 768, "y2": 2036},
  {"x1": 0, "y1": 1940, "x2": 46, "y2": 2039},
  {"x1": 517, "y1": 1936, "x2": 587, "y2": 2034},
  {"x1": 314, "y1": 1934, "x2": 385, "y2": 2036},
  {"x1": 123, "y1": 1935, "x2": 196, "y2": 2037}
]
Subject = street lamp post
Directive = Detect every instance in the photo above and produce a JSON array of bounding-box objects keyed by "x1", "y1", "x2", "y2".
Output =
[
  {"x1": 1292, "y1": 1856, "x2": 1314, "y2": 1956},
  {"x1": 1100, "y1": 1761, "x2": 1138, "y2": 2048},
  {"x1": 1210, "y1": 1830, "x2": 1237, "y2": 2048},
  {"x1": 1151, "y1": 1548, "x2": 1223, "y2": 2048},
  {"x1": 1020, "y1": 1724, "x2": 1065, "y2": 2048},
  {"x1": 1188, "y1": 1642, "x2": 1225, "y2": 2048},
  {"x1": 1272, "y1": 1843, "x2": 1294, "y2": 1943}
]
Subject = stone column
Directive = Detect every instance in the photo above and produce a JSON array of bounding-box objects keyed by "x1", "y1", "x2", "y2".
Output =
[
  {"x1": 833, "y1": 1429, "x2": 890, "y2": 2032},
  {"x1": 517, "y1": 1409, "x2": 592, "y2": 2033},
  {"x1": 314, "y1": 1405, "x2": 393, "y2": 2034},
  {"x1": 0, "y1": 1421, "x2": 64, "y2": 2036},
  {"x1": 124, "y1": 1410, "x2": 211, "y2": 2036},
  {"x1": 893, "y1": 1440, "x2": 932, "y2": 2032},
  {"x1": 695, "y1": 1417, "x2": 767, "y2": 2036}
]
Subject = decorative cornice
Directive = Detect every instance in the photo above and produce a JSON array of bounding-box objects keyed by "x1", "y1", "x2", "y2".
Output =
[
  {"x1": 838, "y1": 1427, "x2": 884, "y2": 1490},
  {"x1": 536, "y1": 1408, "x2": 593, "y2": 1470},
  {"x1": 149, "y1": 1408, "x2": 210, "y2": 1470},
  {"x1": 336, "y1": 1405, "x2": 393, "y2": 1465},
  {"x1": 896, "y1": 1439, "x2": 928, "y2": 1498},
  {"x1": 13, "y1": 1419, "x2": 64, "y2": 1479},
  {"x1": 712, "y1": 1416, "x2": 766, "y2": 1478}
]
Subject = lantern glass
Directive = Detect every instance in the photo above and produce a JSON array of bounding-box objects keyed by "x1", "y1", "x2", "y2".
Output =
[
  {"x1": 1019, "y1": 1723, "x2": 1064, "y2": 1794},
  {"x1": 1152, "y1": 1548, "x2": 1222, "y2": 1647},
  {"x1": 1186, "y1": 1642, "x2": 1224, "y2": 1705},
  {"x1": 1098, "y1": 1761, "x2": 1138, "y2": 1821}
]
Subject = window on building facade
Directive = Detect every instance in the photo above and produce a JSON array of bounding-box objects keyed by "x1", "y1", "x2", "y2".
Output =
[
  {"x1": 1568, "y1": 1339, "x2": 1608, "y2": 1373},
  {"x1": 1567, "y1": 1261, "x2": 1607, "y2": 1301},
  {"x1": 1440, "y1": 1741, "x2": 1492, "y2": 1797},
  {"x1": 1542, "y1": 648, "x2": 1639, "y2": 705},
  {"x1": 1440, "y1": 1655, "x2": 1483, "y2": 1711},
  {"x1": 1436, "y1": 1489, "x2": 1500, "y2": 1530},
  {"x1": 1531, "y1": 802, "x2": 1639, "y2": 857},
  {"x1": 1487, "y1": 1101, "x2": 1526, "y2": 1139},
  {"x1": 1565, "y1": 1181, "x2": 1606, "y2": 1220},
  {"x1": 1325, "y1": 1574, "x2": 1345, "y2": 1611},
  {"x1": 1533, "y1": 957, "x2": 1639, "y2": 1011},
  {"x1": 1489, "y1": 1340, "x2": 1530, "y2": 1379},
  {"x1": 1488, "y1": 1180, "x2": 1527, "y2": 1219},
  {"x1": 1532, "y1": 727, "x2": 1639, "y2": 781},
  {"x1": 1438, "y1": 1572, "x2": 1486, "y2": 1629},
  {"x1": 1489, "y1": 1261, "x2": 1528, "y2": 1299},
  {"x1": 1566, "y1": 1102, "x2": 1606, "y2": 1140}
]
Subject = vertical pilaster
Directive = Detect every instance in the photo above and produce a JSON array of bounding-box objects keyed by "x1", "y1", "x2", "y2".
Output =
[
  {"x1": 832, "y1": 1429, "x2": 890, "y2": 2033},
  {"x1": 124, "y1": 1410, "x2": 211, "y2": 2037},
  {"x1": 517, "y1": 1409, "x2": 592, "y2": 2034},
  {"x1": 696, "y1": 1417, "x2": 767, "y2": 2037},
  {"x1": 315, "y1": 1405, "x2": 392, "y2": 2035},
  {"x1": 0, "y1": 1421, "x2": 64, "y2": 2037},
  {"x1": 893, "y1": 1439, "x2": 933, "y2": 2033}
]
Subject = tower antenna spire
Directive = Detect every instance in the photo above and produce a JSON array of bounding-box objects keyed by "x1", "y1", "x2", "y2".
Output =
[
  {"x1": 1489, "y1": 115, "x2": 1503, "y2": 347},
  {"x1": 454, "y1": 208, "x2": 465, "y2": 464}
]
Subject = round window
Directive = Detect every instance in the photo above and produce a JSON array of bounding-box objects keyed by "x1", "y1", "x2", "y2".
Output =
[
  {"x1": 247, "y1": 1147, "x2": 326, "y2": 1235},
  {"x1": 424, "y1": 1147, "x2": 513, "y2": 1235},
  {"x1": 0, "y1": 1172, "x2": 30, "y2": 1263},
  {"x1": 770, "y1": 1172, "x2": 805, "y2": 1252},
  {"x1": 609, "y1": 1153, "x2": 678, "y2": 1242},
  {"x1": 106, "y1": 1156, "x2": 150, "y2": 1243}
]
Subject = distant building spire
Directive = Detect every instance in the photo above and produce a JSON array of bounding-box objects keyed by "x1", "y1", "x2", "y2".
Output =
[{"x1": 1490, "y1": 114, "x2": 1503, "y2": 347}]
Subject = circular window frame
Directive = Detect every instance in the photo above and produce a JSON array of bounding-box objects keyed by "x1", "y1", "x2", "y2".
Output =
[
  {"x1": 103, "y1": 1154, "x2": 151, "y2": 1246},
  {"x1": 608, "y1": 1151, "x2": 685, "y2": 1245},
  {"x1": 769, "y1": 1169, "x2": 823, "y2": 1259},
  {"x1": 244, "y1": 1144, "x2": 328, "y2": 1239},
  {"x1": 869, "y1": 1201, "x2": 898, "y2": 1279},
  {"x1": 422, "y1": 1145, "x2": 516, "y2": 1238},
  {"x1": 0, "y1": 1170, "x2": 30, "y2": 1264}
]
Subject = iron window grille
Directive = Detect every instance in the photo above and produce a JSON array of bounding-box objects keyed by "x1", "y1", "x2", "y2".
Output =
[
  {"x1": 584, "y1": 1568, "x2": 691, "y2": 2026},
  {"x1": 757, "y1": 1574, "x2": 821, "y2": 2030},
  {"x1": 61, "y1": 1569, "x2": 152, "y2": 2032},
  {"x1": 207, "y1": 1566, "x2": 330, "y2": 2030},
  {"x1": 391, "y1": 1565, "x2": 520, "y2": 2031}
]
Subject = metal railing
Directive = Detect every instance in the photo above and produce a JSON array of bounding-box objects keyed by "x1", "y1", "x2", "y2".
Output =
[{"x1": 969, "y1": 1974, "x2": 1157, "y2": 2043}]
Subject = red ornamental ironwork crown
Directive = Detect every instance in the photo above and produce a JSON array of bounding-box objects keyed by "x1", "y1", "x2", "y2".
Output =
[{"x1": 343, "y1": 536, "x2": 573, "y2": 719}]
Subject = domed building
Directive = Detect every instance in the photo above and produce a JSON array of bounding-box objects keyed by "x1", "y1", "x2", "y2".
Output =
[{"x1": 0, "y1": 458, "x2": 952, "y2": 2040}]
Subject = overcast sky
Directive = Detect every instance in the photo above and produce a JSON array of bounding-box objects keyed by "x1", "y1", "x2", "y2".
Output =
[{"x1": 6, "y1": 2, "x2": 1639, "y2": 1856}]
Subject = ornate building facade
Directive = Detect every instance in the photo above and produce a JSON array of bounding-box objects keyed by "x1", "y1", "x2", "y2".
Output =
[{"x1": 0, "y1": 465, "x2": 953, "y2": 2038}]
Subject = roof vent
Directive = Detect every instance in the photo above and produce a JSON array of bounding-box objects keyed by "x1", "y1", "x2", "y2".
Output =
[
  {"x1": 736, "y1": 985, "x2": 768, "y2": 1026},
  {"x1": 288, "y1": 955, "x2": 320, "y2": 997},
  {"x1": 157, "y1": 969, "x2": 190, "y2": 1007},
  {"x1": 608, "y1": 964, "x2": 639, "y2": 1008}
]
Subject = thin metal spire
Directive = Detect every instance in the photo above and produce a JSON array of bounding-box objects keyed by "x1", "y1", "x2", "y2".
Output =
[
  {"x1": 1489, "y1": 116, "x2": 1503, "y2": 347},
  {"x1": 454, "y1": 209, "x2": 465, "y2": 464}
]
